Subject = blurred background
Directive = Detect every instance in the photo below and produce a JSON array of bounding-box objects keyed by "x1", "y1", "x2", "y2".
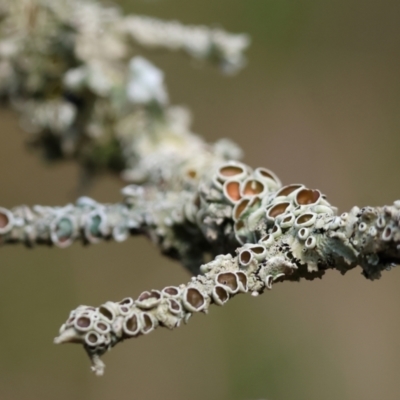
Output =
[{"x1": 1, "y1": 0, "x2": 400, "y2": 399}]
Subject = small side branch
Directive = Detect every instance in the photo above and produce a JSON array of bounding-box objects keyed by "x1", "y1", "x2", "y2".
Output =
[
  {"x1": 54, "y1": 251, "x2": 294, "y2": 376},
  {"x1": 122, "y1": 15, "x2": 250, "y2": 73},
  {"x1": 0, "y1": 198, "x2": 139, "y2": 248}
]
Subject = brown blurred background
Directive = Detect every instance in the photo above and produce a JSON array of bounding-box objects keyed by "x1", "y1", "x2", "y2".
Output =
[{"x1": 1, "y1": 0, "x2": 400, "y2": 399}]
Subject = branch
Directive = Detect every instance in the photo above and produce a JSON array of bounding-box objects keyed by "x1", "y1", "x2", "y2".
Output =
[
  {"x1": 0, "y1": 198, "x2": 138, "y2": 247},
  {"x1": 0, "y1": 0, "x2": 249, "y2": 179},
  {"x1": 122, "y1": 15, "x2": 250, "y2": 73},
  {"x1": 52, "y1": 174, "x2": 400, "y2": 374},
  {"x1": 1, "y1": 0, "x2": 399, "y2": 378}
]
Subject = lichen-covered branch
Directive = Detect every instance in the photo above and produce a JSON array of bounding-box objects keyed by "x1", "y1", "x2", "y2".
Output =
[
  {"x1": 0, "y1": 199, "x2": 138, "y2": 248},
  {"x1": 0, "y1": 0, "x2": 249, "y2": 179},
  {"x1": 1, "y1": 0, "x2": 399, "y2": 378},
  {"x1": 53, "y1": 179, "x2": 400, "y2": 374},
  {"x1": 122, "y1": 15, "x2": 250, "y2": 73}
]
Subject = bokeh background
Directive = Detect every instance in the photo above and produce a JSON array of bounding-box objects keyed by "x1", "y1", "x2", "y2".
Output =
[{"x1": 1, "y1": 0, "x2": 400, "y2": 399}]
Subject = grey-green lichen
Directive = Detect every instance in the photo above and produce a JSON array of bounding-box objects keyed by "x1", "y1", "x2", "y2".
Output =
[
  {"x1": 0, "y1": 0, "x2": 249, "y2": 178},
  {"x1": 1, "y1": 0, "x2": 400, "y2": 378},
  {"x1": 51, "y1": 169, "x2": 400, "y2": 374},
  {"x1": 2, "y1": 156, "x2": 400, "y2": 374}
]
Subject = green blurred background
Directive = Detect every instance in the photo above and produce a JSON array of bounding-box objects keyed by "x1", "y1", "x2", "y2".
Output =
[{"x1": 1, "y1": 0, "x2": 400, "y2": 399}]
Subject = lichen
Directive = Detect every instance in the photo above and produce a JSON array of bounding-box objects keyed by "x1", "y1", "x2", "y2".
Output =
[{"x1": 0, "y1": 0, "x2": 399, "y2": 377}]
